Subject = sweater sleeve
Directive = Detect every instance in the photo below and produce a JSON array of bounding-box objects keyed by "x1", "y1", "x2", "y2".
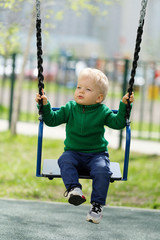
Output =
[
  {"x1": 104, "y1": 100, "x2": 132, "y2": 130},
  {"x1": 40, "y1": 101, "x2": 70, "y2": 127}
]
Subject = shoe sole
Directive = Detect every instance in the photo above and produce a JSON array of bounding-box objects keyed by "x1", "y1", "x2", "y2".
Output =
[
  {"x1": 68, "y1": 194, "x2": 86, "y2": 206},
  {"x1": 86, "y1": 215, "x2": 102, "y2": 224},
  {"x1": 86, "y1": 218, "x2": 100, "y2": 224}
]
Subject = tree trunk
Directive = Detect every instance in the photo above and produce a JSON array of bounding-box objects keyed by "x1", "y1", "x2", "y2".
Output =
[
  {"x1": 0, "y1": 57, "x2": 7, "y2": 105},
  {"x1": 11, "y1": 9, "x2": 35, "y2": 135}
]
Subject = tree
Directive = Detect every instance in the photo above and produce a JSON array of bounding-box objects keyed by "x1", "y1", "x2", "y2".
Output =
[
  {"x1": 0, "y1": 23, "x2": 20, "y2": 105},
  {"x1": 0, "y1": 0, "x2": 119, "y2": 134},
  {"x1": 11, "y1": 7, "x2": 35, "y2": 134}
]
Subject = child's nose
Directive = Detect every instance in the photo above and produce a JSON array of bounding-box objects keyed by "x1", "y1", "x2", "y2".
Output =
[{"x1": 79, "y1": 88, "x2": 84, "y2": 93}]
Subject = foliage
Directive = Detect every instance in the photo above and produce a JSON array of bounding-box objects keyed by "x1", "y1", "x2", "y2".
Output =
[
  {"x1": 0, "y1": 0, "x2": 25, "y2": 10},
  {"x1": 66, "y1": 0, "x2": 112, "y2": 15},
  {"x1": 0, "y1": 0, "x2": 119, "y2": 38},
  {"x1": 0, "y1": 0, "x2": 121, "y2": 136},
  {"x1": 0, "y1": 0, "x2": 27, "y2": 57},
  {"x1": 0, "y1": 23, "x2": 20, "y2": 56}
]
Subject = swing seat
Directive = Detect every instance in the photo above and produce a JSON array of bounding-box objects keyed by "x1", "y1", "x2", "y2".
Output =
[
  {"x1": 42, "y1": 159, "x2": 122, "y2": 181},
  {"x1": 36, "y1": 108, "x2": 131, "y2": 182}
]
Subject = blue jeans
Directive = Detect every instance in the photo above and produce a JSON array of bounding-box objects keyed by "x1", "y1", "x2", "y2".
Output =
[{"x1": 58, "y1": 151, "x2": 112, "y2": 205}]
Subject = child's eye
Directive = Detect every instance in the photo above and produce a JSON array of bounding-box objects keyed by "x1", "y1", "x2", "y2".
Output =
[
  {"x1": 77, "y1": 86, "x2": 81, "y2": 89},
  {"x1": 86, "y1": 88, "x2": 91, "y2": 91}
]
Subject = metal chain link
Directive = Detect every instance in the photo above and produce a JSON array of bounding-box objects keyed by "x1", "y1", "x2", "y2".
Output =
[
  {"x1": 139, "y1": 0, "x2": 148, "y2": 26},
  {"x1": 36, "y1": 0, "x2": 41, "y2": 20}
]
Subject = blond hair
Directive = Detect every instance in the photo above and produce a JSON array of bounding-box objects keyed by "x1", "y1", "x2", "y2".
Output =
[{"x1": 79, "y1": 68, "x2": 109, "y2": 100}]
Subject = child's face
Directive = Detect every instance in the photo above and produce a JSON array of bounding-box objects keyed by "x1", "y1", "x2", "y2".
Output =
[{"x1": 74, "y1": 75, "x2": 103, "y2": 105}]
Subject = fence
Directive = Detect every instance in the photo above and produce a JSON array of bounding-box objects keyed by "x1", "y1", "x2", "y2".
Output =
[{"x1": 0, "y1": 54, "x2": 160, "y2": 141}]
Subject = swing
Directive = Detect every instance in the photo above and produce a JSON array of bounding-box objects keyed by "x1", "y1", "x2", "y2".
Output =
[
  {"x1": 35, "y1": 0, "x2": 148, "y2": 182},
  {"x1": 36, "y1": 108, "x2": 130, "y2": 182}
]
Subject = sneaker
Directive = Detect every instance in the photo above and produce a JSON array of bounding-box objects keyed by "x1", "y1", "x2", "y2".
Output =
[
  {"x1": 86, "y1": 202, "x2": 103, "y2": 224},
  {"x1": 67, "y1": 187, "x2": 86, "y2": 206}
]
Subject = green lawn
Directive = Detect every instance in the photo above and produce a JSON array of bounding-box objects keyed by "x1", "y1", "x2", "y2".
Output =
[{"x1": 0, "y1": 131, "x2": 160, "y2": 209}]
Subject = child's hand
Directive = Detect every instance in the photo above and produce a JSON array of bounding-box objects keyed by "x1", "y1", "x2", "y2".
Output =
[
  {"x1": 35, "y1": 88, "x2": 48, "y2": 105},
  {"x1": 122, "y1": 92, "x2": 134, "y2": 104}
]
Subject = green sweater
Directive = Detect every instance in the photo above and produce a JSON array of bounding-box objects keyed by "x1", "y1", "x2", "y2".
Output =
[{"x1": 41, "y1": 100, "x2": 129, "y2": 153}]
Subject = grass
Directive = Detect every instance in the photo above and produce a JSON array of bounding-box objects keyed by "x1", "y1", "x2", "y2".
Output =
[
  {"x1": 0, "y1": 105, "x2": 8, "y2": 119},
  {"x1": 0, "y1": 105, "x2": 37, "y2": 122},
  {"x1": 131, "y1": 121, "x2": 160, "y2": 133},
  {"x1": 0, "y1": 77, "x2": 75, "y2": 93},
  {"x1": 0, "y1": 131, "x2": 160, "y2": 209},
  {"x1": 1, "y1": 104, "x2": 160, "y2": 139}
]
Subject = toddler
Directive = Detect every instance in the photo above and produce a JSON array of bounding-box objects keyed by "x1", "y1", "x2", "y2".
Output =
[{"x1": 36, "y1": 68, "x2": 134, "y2": 224}]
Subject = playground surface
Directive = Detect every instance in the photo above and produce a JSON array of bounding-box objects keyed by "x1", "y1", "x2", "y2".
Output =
[{"x1": 0, "y1": 199, "x2": 159, "y2": 240}]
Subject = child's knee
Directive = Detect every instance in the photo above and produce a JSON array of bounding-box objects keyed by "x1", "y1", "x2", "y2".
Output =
[{"x1": 91, "y1": 166, "x2": 112, "y2": 179}]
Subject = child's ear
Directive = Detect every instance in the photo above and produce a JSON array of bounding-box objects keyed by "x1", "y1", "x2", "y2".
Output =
[{"x1": 96, "y1": 94, "x2": 104, "y2": 103}]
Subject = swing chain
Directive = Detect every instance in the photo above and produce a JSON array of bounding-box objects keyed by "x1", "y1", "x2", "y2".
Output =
[
  {"x1": 139, "y1": 0, "x2": 148, "y2": 26},
  {"x1": 126, "y1": 0, "x2": 148, "y2": 121},
  {"x1": 36, "y1": 0, "x2": 44, "y2": 120},
  {"x1": 36, "y1": 0, "x2": 41, "y2": 20}
]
